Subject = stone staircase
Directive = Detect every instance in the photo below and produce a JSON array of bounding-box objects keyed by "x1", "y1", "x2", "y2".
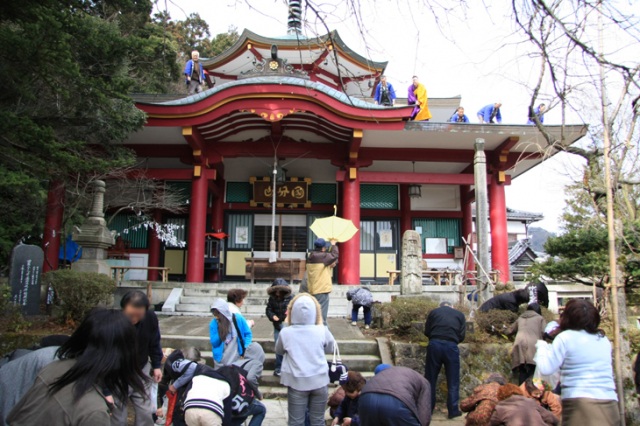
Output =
[
  {"x1": 160, "y1": 335, "x2": 382, "y2": 399},
  {"x1": 168, "y1": 284, "x2": 352, "y2": 318}
]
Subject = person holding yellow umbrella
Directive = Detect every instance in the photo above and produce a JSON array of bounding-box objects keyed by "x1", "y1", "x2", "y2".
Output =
[
  {"x1": 306, "y1": 238, "x2": 339, "y2": 326},
  {"x1": 308, "y1": 207, "x2": 358, "y2": 325}
]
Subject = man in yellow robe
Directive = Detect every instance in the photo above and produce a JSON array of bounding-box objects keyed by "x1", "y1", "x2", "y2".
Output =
[{"x1": 409, "y1": 76, "x2": 432, "y2": 121}]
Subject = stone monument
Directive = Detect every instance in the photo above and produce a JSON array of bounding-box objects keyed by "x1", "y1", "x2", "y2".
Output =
[
  {"x1": 72, "y1": 180, "x2": 115, "y2": 275},
  {"x1": 401, "y1": 230, "x2": 423, "y2": 295},
  {"x1": 9, "y1": 244, "x2": 44, "y2": 315}
]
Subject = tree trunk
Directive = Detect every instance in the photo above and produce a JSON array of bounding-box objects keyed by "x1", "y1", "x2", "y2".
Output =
[{"x1": 614, "y1": 220, "x2": 640, "y2": 425}]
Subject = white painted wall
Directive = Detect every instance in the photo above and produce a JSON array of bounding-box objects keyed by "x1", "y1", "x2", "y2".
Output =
[{"x1": 410, "y1": 185, "x2": 461, "y2": 211}]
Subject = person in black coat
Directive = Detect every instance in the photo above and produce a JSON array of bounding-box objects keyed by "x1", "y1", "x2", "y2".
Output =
[
  {"x1": 112, "y1": 290, "x2": 163, "y2": 426},
  {"x1": 525, "y1": 281, "x2": 549, "y2": 309},
  {"x1": 424, "y1": 301, "x2": 466, "y2": 419},
  {"x1": 265, "y1": 278, "x2": 293, "y2": 377},
  {"x1": 478, "y1": 289, "x2": 529, "y2": 313}
]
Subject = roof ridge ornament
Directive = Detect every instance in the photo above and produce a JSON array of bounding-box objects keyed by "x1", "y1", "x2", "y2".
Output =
[
  {"x1": 288, "y1": 0, "x2": 303, "y2": 35},
  {"x1": 238, "y1": 44, "x2": 309, "y2": 80}
]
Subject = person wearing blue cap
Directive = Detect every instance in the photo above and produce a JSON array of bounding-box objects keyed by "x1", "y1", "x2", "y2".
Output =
[
  {"x1": 306, "y1": 238, "x2": 339, "y2": 325},
  {"x1": 374, "y1": 364, "x2": 391, "y2": 375}
]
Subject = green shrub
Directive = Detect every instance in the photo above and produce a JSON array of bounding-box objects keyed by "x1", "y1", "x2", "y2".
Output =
[
  {"x1": 0, "y1": 284, "x2": 32, "y2": 332},
  {"x1": 475, "y1": 309, "x2": 518, "y2": 336},
  {"x1": 44, "y1": 270, "x2": 115, "y2": 324},
  {"x1": 377, "y1": 297, "x2": 440, "y2": 335}
]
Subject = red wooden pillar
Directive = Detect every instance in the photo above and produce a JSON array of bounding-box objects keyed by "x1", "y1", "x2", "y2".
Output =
[
  {"x1": 210, "y1": 178, "x2": 225, "y2": 282},
  {"x1": 42, "y1": 181, "x2": 65, "y2": 273},
  {"x1": 186, "y1": 168, "x2": 208, "y2": 283},
  {"x1": 460, "y1": 185, "x2": 475, "y2": 277},
  {"x1": 339, "y1": 169, "x2": 360, "y2": 285},
  {"x1": 147, "y1": 210, "x2": 162, "y2": 281},
  {"x1": 489, "y1": 178, "x2": 510, "y2": 283},
  {"x1": 400, "y1": 184, "x2": 412, "y2": 235}
]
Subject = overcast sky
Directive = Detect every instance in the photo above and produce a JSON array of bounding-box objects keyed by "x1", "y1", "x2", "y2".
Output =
[{"x1": 159, "y1": 0, "x2": 594, "y2": 232}]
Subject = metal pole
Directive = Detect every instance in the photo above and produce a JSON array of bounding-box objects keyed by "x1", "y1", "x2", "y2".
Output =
[
  {"x1": 474, "y1": 139, "x2": 491, "y2": 302},
  {"x1": 269, "y1": 159, "x2": 277, "y2": 263}
]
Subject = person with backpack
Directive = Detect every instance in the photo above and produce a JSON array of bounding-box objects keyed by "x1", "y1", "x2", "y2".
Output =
[
  {"x1": 276, "y1": 293, "x2": 336, "y2": 426},
  {"x1": 230, "y1": 343, "x2": 266, "y2": 426},
  {"x1": 266, "y1": 278, "x2": 293, "y2": 377},
  {"x1": 346, "y1": 287, "x2": 374, "y2": 329},
  {"x1": 158, "y1": 348, "x2": 202, "y2": 426},
  {"x1": 164, "y1": 352, "x2": 261, "y2": 426},
  {"x1": 210, "y1": 299, "x2": 253, "y2": 366}
]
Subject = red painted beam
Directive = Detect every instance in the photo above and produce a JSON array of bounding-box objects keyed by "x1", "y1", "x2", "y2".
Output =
[
  {"x1": 211, "y1": 139, "x2": 340, "y2": 160},
  {"x1": 312, "y1": 49, "x2": 330, "y2": 67},
  {"x1": 336, "y1": 170, "x2": 511, "y2": 185},
  {"x1": 359, "y1": 147, "x2": 475, "y2": 163},
  {"x1": 182, "y1": 126, "x2": 205, "y2": 152},
  {"x1": 248, "y1": 46, "x2": 263, "y2": 61},
  {"x1": 349, "y1": 129, "x2": 363, "y2": 164}
]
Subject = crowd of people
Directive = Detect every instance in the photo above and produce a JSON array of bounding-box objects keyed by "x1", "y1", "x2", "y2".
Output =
[{"x1": 0, "y1": 266, "x2": 636, "y2": 426}]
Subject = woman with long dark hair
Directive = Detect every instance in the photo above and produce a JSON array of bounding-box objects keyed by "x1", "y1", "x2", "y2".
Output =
[
  {"x1": 7, "y1": 308, "x2": 146, "y2": 426},
  {"x1": 534, "y1": 299, "x2": 620, "y2": 426},
  {"x1": 209, "y1": 298, "x2": 252, "y2": 366}
]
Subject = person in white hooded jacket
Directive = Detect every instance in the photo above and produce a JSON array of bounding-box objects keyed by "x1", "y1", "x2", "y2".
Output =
[{"x1": 275, "y1": 293, "x2": 336, "y2": 426}]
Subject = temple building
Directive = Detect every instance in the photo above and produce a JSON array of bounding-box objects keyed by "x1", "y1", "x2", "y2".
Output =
[{"x1": 41, "y1": 3, "x2": 586, "y2": 285}]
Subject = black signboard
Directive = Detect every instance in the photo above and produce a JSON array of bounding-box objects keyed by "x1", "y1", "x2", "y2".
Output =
[
  {"x1": 9, "y1": 244, "x2": 44, "y2": 315},
  {"x1": 250, "y1": 177, "x2": 311, "y2": 208}
]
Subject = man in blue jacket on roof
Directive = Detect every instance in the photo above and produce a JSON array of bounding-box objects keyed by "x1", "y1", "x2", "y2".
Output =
[
  {"x1": 450, "y1": 107, "x2": 470, "y2": 123},
  {"x1": 373, "y1": 75, "x2": 396, "y2": 106},
  {"x1": 477, "y1": 102, "x2": 502, "y2": 124},
  {"x1": 184, "y1": 50, "x2": 206, "y2": 95}
]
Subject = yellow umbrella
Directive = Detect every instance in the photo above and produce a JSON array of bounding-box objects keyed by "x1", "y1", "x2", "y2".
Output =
[{"x1": 310, "y1": 206, "x2": 358, "y2": 243}]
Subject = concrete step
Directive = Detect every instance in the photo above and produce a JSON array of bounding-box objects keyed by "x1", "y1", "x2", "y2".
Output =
[
  {"x1": 259, "y1": 370, "x2": 375, "y2": 387},
  {"x1": 175, "y1": 302, "x2": 350, "y2": 316},
  {"x1": 182, "y1": 287, "x2": 354, "y2": 299},
  {"x1": 160, "y1": 336, "x2": 379, "y2": 356},
  {"x1": 199, "y1": 351, "x2": 381, "y2": 372}
]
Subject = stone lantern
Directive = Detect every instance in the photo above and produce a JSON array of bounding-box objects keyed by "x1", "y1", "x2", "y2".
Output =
[{"x1": 72, "y1": 180, "x2": 115, "y2": 275}]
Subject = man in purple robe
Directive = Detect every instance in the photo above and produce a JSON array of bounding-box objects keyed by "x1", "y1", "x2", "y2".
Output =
[{"x1": 407, "y1": 82, "x2": 419, "y2": 120}]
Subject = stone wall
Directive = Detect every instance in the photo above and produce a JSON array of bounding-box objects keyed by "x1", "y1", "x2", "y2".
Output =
[{"x1": 390, "y1": 341, "x2": 513, "y2": 401}]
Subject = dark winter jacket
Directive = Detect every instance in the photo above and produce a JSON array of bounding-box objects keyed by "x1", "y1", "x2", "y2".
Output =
[
  {"x1": 479, "y1": 290, "x2": 529, "y2": 314},
  {"x1": 361, "y1": 366, "x2": 431, "y2": 426},
  {"x1": 524, "y1": 282, "x2": 549, "y2": 309},
  {"x1": 135, "y1": 310, "x2": 163, "y2": 369},
  {"x1": 266, "y1": 280, "x2": 293, "y2": 330},
  {"x1": 425, "y1": 306, "x2": 466, "y2": 344},
  {"x1": 335, "y1": 395, "x2": 360, "y2": 425},
  {"x1": 346, "y1": 287, "x2": 373, "y2": 307}
]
